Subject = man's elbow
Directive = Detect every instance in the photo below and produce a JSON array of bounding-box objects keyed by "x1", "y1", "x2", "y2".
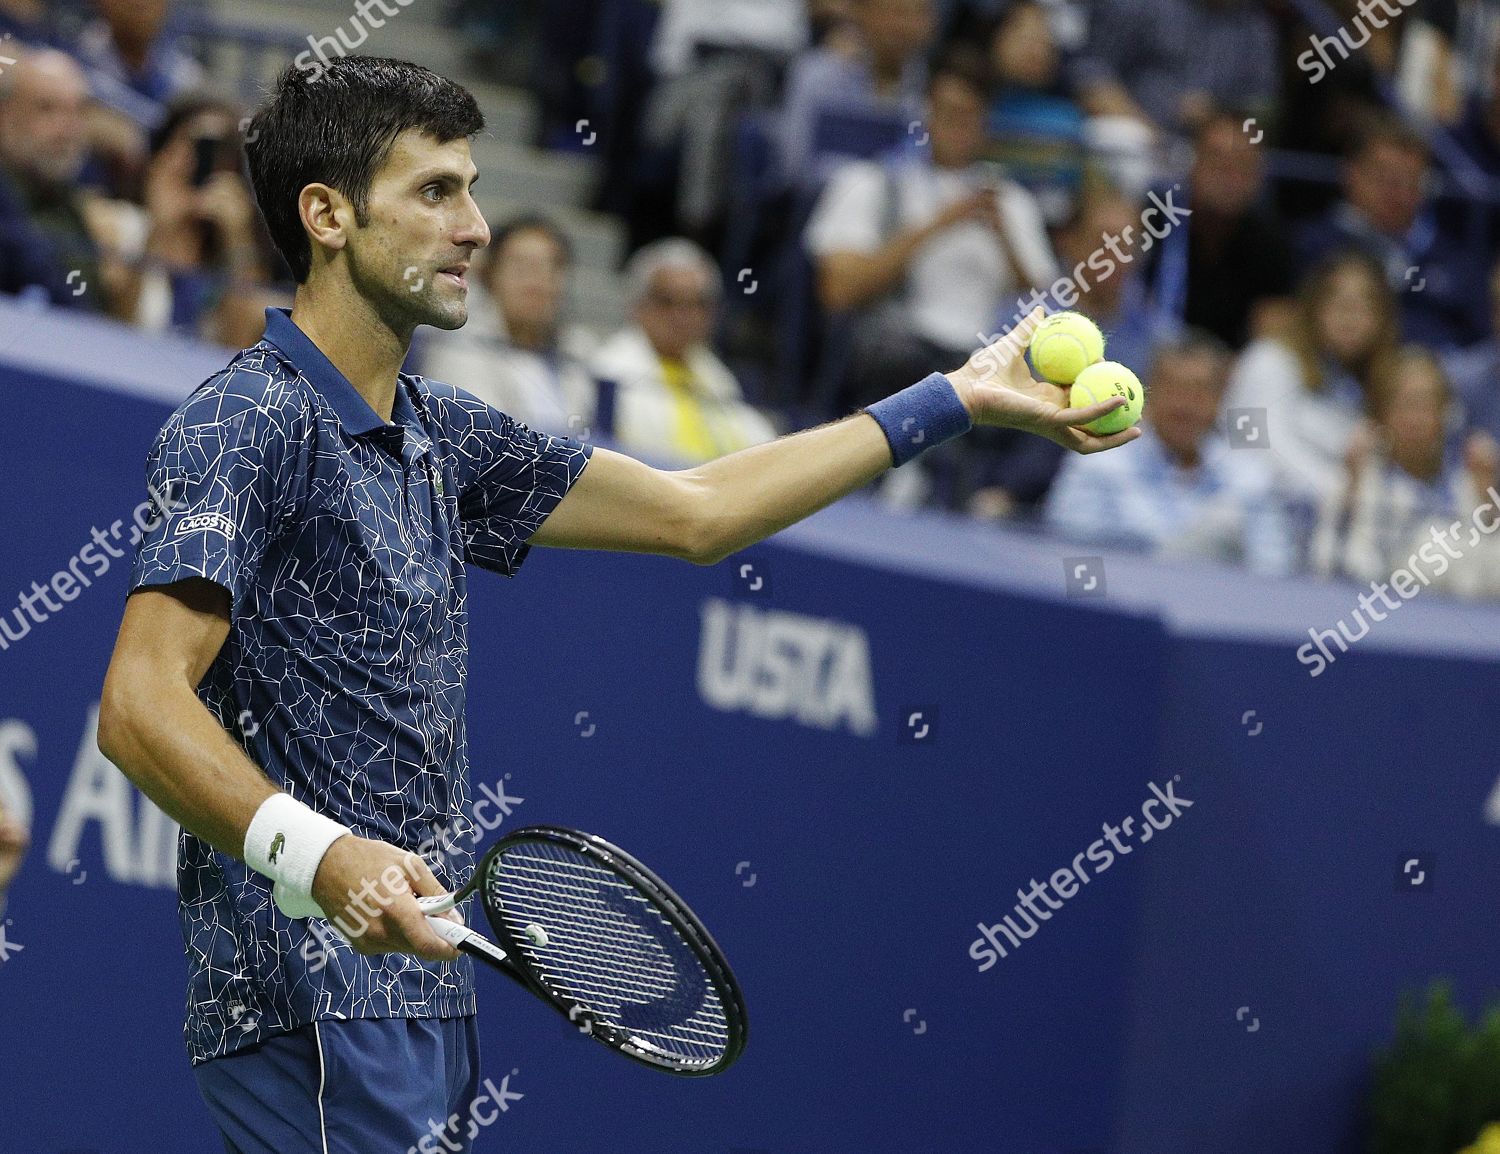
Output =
[
  {"x1": 96, "y1": 662, "x2": 141, "y2": 767},
  {"x1": 679, "y1": 474, "x2": 734, "y2": 567}
]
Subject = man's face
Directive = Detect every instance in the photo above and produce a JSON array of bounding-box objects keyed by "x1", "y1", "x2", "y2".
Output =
[
  {"x1": 636, "y1": 264, "x2": 715, "y2": 361},
  {"x1": 1347, "y1": 141, "x2": 1427, "y2": 236},
  {"x1": 1148, "y1": 350, "x2": 1223, "y2": 460},
  {"x1": 1191, "y1": 121, "x2": 1263, "y2": 216},
  {"x1": 0, "y1": 54, "x2": 90, "y2": 186},
  {"x1": 927, "y1": 75, "x2": 986, "y2": 169},
  {"x1": 490, "y1": 228, "x2": 567, "y2": 337},
  {"x1": 335, "y1": 129, "x2": 490, "y2": 335},
  {"x1": 859, "y1": 0, "x2": 934, "y2": 67}
]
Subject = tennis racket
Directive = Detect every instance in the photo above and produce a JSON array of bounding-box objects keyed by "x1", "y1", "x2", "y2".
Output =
[{"x1": 417, "y1": 825, "x2": 747, "y2": 1077}]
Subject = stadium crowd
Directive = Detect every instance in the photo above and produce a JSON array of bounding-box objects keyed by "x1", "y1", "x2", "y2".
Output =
[{"x1": 7, "y1": 0, "x2": 1500, "y2": 597}]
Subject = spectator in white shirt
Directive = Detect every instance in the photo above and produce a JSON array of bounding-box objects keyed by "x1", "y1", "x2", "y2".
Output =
[
  {"x1": 1045, "y1": 331, "x2": 1295, "y2": 574},
  {"x1": 591, "y1": 238, "x2": 780, "y2": 464},
  {"x1": 805, "y1": 49, "x2": 1058, "y2": 413},
  {"x1": 1221, "y1": 249, "x2": 1399, "y2": 517},
  {"x1": 1312, "y1": 346, "x2": 1500, "y2": 599},
  {"x1": 419, "y1": 214, "x2": 597, "y2": 437}
]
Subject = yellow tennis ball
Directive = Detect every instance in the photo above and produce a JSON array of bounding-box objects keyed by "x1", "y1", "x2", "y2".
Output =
[
  {"x1": 1069, "y1": 361, "x2": 1144, "y2": 435},
  {"x1": 1028, "y1": 311, "x2": 1105, "y2": 385}
]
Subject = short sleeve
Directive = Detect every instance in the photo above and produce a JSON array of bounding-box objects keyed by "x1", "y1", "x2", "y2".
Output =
[
  {"x1": 423, "y1": 380, "x2": 593, "y2": 577},
  {"x1": 130, "y1": 374, "x2": 310, "y2": 608}
]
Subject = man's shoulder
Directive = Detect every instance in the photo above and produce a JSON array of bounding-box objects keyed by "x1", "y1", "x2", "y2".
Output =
[{"x1": 164, "y1": 346, "x2": 316, "y2": 442}]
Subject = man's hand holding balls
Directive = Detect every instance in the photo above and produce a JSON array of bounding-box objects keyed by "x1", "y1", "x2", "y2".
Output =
[{"x1": 946, "y1": 307, "x2": 1143, "y2": 454}]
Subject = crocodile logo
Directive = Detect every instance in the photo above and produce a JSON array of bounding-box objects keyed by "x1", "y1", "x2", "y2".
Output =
[{"x1": 268, "y1": 832, "x2": 285, "y2": 864}]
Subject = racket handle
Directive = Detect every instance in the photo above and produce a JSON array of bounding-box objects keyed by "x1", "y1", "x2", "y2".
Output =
[
  {"x1": 418, "y1": 892, "x2": 458, "y2": 915},
  {"x1": 425, "y1": 914, "x2": 509, "y2": 966}
]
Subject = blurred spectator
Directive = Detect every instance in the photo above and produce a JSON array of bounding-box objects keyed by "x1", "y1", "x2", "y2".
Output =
[
  {"x1": 1223, "y1": 249, "x2": 1398, "y2": 509},
  {"x1": 1058, "y1": 181, "x2": 1179, "y2": 378},
  {"x1": 420, "y1": 214, "x2": 597, "y2": 435},
  {"x1": 1043, "y1": 332, "x2": 1294, "y2": 574},
  {"x1": 74, "y1": 0, "x2": 203, "y2": 123},
  {"x1": 644, "y1": 0, "x2": 809, "y2": 239},
  {"x1": 806, "y1": 51, "x2": 1057, "y2": 411},
  {"x1": 1161, "y1": 110, "x2": 1296, "y2": 349},
  {"x1": 0, "y1": 46, "x2": 127, "y2": 313},
  {"x1": 99, "y1": 93, "x2": 279, "y2": 348},
  {"x1": 1071, "y1": 0, "x2": 1277, "y2": 135},
  {"x1": 982, "y1": 0, "x2": 1086, "y2": 225},
  {"x1": 1296, "y1": 114, "x2": 1486, "y2": 348},
  {"x1": 1442, "y1": 252, "x2": 1500, "y2": 445},
  {"x1": 592, "y1": 238, "x2": 779, "y2": 463},
  {"x1": 778, "y1": 0, "x2": 935, "y2": 182},
  {"x1": 1311, "y1": 347, "x2": 1500, "y2": 598}
]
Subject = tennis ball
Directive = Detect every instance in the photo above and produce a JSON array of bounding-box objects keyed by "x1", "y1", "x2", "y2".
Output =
[
  {"x1": 1069, "y1": 361, "x2": 1144, "y2": 435},
  {"x1": 1028, "y1": 311, "x2": 1105, "y2": 385}
]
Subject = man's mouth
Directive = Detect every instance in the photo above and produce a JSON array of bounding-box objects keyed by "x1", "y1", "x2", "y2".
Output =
[{"x1": 438, "y1": 263, "x2": 468, "y2": 288}]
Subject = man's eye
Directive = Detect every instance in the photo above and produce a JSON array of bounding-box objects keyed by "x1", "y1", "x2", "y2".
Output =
[{"x1": 423, "y1": 186, "x2": 443, "y2": 202}]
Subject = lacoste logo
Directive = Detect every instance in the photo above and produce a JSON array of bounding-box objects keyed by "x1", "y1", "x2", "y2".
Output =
[
  {"x1": 174, "y1": 512, "x2": 236, "y2": 539},
  {"x1": 268, "y1": 833, "x2": 285, "y2": 864}
]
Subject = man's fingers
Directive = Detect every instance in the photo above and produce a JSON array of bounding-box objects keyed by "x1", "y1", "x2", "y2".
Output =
[
  {"x1": 1056, "y1": 395, "x2": 1126, "y2": 426},
  {"x1": 1004, "y1": 306, "x2": 1046, "y2": 351},
  {"x1": 1069, "y1": 425, "x2": 1142, "y2": 454},
  {"x1": 402, "y1": 850, "x2": 447, "y2": 897},
  {"x1": 388, "y1": 895, "x2": 460, "y2": 961}
]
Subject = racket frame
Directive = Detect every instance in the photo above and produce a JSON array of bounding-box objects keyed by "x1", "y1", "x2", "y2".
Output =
[{"x1": 428, "y1": 825, "x2": 748, "y2": 1077}]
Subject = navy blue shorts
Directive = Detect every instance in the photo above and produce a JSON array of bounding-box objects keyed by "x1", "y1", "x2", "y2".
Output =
[{"x1": 194, "y1": 1016, "x2": 484, "y2": 1154}]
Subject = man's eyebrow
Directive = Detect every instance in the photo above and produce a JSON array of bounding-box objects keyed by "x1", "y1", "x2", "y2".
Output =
[{"x1": 412, "y1": 168, "x2": 480, "y2": 186}]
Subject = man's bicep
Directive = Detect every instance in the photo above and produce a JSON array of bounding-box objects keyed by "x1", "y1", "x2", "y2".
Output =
[
  {"x1": 529, "y1": 446, "x2": 705, "y2": 562},
  {"x1": 110, "y1": 579, "x2": 232, "y2": 692}
]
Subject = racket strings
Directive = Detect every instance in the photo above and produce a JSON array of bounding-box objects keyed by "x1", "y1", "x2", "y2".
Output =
[{"x1": 487, "y1": 840, "x2": 732, "y2": 1066}]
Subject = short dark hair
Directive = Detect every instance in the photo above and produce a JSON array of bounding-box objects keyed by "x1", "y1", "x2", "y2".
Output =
[{"x1": 243, "y1": 55, "x2": 485, "y2": 283}]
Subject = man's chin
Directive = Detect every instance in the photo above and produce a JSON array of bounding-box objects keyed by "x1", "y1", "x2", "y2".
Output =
[{"x1": 412, "y1": 298, "x2": 468, "y2": 331}]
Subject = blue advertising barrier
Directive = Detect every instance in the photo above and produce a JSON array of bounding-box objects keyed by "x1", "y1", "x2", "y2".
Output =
[{"x1": 1, "y1": 300, "x2": 1499, "y2": 1154}]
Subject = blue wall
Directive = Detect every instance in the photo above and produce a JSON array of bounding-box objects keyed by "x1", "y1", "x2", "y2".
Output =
[{"x1": 2, "y1": 306, "x2": 1499, "y2": 1153}]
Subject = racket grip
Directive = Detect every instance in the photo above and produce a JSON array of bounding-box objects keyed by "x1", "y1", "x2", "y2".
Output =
[
  {"x1": 426, "y1": 914, "x2": 509, "y2": 966},
  {"x1": 417, "y1": 892, "x2": 458, "y2": 915},
  {"x1": 425, "y1": 914, "x2": 471, "y2": 947}
]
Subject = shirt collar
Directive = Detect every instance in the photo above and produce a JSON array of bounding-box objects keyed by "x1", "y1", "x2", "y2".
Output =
[{"x1": 261, "y1": 307, "x2": 423, "y2": 447}]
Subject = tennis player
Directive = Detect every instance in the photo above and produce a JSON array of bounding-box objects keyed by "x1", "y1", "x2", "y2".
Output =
[{"x1": 96, "y1": 56, "x2": 1137, "y2": 1153}]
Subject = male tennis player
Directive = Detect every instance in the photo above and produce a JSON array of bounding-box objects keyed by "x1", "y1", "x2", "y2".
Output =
[{"x1": 96, "y1": 56, "x2": 1137, "y2": 1153}]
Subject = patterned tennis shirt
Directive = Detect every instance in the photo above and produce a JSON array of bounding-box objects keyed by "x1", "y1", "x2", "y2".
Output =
[{"x1": 129, "y1": 307, "x2": 593, "y2": 1063}]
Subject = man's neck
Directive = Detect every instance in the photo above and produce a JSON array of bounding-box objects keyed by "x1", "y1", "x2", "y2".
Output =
[{"x1": 290, "y1": 282, "x2": 409, "y2": 424}]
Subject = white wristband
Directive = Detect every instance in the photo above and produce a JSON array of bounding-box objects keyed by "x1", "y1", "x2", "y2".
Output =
[{"x1": 244, "y1": 793, "x2": 349, "y2": 919}]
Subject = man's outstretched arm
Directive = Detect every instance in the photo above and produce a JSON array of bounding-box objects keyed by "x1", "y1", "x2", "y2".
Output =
[{"x1": 531, "y1": 309, "x2": 1141, "y2": 565}]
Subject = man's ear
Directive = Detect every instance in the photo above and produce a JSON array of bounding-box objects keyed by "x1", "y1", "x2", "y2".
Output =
[{"x1": 300, "y1": 183, "x2": 349, "y2": 256}]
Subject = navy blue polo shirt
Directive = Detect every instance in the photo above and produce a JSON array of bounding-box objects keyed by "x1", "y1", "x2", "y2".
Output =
[{"x1": 129, "y1": 307, "x2": 592, "y2": 1063}]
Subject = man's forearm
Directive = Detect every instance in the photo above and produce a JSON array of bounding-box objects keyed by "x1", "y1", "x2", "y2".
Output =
[{"x1": 687, "y1": 410, "x2": 900, "y2": 563}]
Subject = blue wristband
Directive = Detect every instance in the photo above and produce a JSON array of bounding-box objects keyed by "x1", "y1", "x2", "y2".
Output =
[{"x1": 863, "y1": 372, "x2": 972, "y2": 467}]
